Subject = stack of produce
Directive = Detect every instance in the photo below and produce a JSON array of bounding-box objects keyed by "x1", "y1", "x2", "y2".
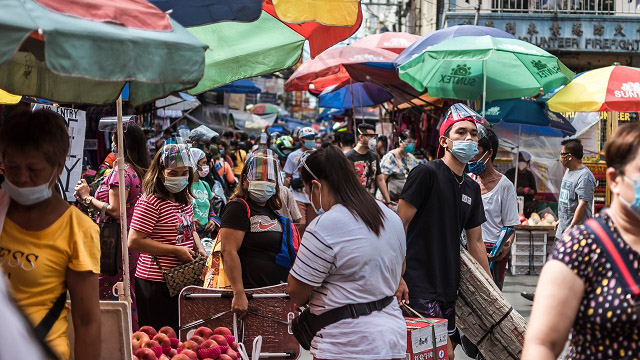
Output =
[
  {"x1": 518, "y1": 212, "x2": 557, "y2": 227},
  {"x1": 132, "y1": 326, "x2": 238, "y2": 360}
]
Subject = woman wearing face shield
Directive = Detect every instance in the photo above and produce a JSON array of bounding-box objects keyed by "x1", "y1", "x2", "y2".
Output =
[
  {"x1": 523, "y1": 123, "x2": 640, "y2": 360},
  {"x1": 219, "y1": 149, "x2": 286, "y2": 317},
  {"x1": 379, "y1": 129, "x2": 420, "y2": 203},
  {"x1": 189, "y1": 148, "x2": 218, "y2": 239},
  {"x1": 0, "y1": 110, "x2": 101, "y2": 360},
  {"x1": 128, "y1": 143, "x2": 206, "y2": 331},
  {"x1": 287, "y1": 144, "x2": 407, "y2": 360}
]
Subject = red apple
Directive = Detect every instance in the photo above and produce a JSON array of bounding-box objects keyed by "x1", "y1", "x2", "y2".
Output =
[
  {"x1": 169, "y1": 338, "x2": 180, "y2": 349},
  {"x1": 200, "y1": 339, "x2": 219, "y2": 349},
  {"x1": 210, "y1": 334, "x2": 228, "y2": 346},
  {"x1": 158, "y1": 355, "x2": 170, "y2": 360},
  {"x1": 153, "y1": 333, "x2": 172, "y2": 348},
  {"x1": 180, "y1": 340, "x2": 199, "y2": 352},
  {"x1": 188, "y1": 335, "x2": 205, "y2": 345},
  {"x1": 135, "y1": 347, "x2": 157, "y2": 360},
  {"x1": 213, "y1": 327, "x2": 232, "y2": 336},
  {"x1": 142, "y1": 340, "x2": 159, "y2": 349},
  {"x1": 167, "y1": 349, "x2": 178, "y2": 358},
  {"x1": 197, "y1": 339, "x2": 221, "y2": 359},
  {"x1": 158, "y1": 326, "x2": 177, "y2": 339},
  {"x1": 194, "y1": 326, "x2": 214, "y2": 339},
  {"x1": 132, "y1": 331, "x2": 151, "y2": 351},
  {"x1": 219, "y1": 355, "x2": 233, "y2": 360},
  {"x1": 170, "y1": 355, "x2": 191, "y2": 360},
  {"x1": 179, "y1": 349, "x2": 198, "y2": 360},
  {"x1": 139, "y1": 326, "x2": 157, "y2": 339},
  {"x1": 226, "y1": 348, "x2": 238, "y2": 360},
  {"x1": 230, "y1": 342, "x2": 238, "y2": 351},
  {"x1": 223, "y1": 335, "x2": 235, "y2": 345}
]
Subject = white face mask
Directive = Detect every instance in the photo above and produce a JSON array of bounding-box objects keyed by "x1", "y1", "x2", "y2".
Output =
[
  {"x1": 164, "y1": 175, "x2": 189, "y2": 193},
  {"x1": 2, "y1": 169, "x2": 57, "y2": 206},
  {"x1": 248, "y1": 181, "x2": 276, "y2": 203},
  {"x1": 518, "y1": 161, "x2": 527, "y2": 171},
  {"x1": 198, "y1": 165, "x2": 210, "y2": 178},
  {"x1": 309, "y1": 182, "x2": 325, "y2": 215}
]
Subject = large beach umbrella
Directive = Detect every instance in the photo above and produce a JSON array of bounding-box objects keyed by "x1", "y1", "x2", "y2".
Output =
[
  {"x1": 398, "y1": 36, "x2": 573, "y2": 115},
  {"x1": 271, "y1": 0, "x2": 361, "y2": 26},
  {"x1": 148, "y1": 0, "x2": 263, "y2": 26},
  {"x1": 318, "y1": 82, "x2": 393, "y2": 109},
  {"x1": 0, "y1": 0, "x2": 206, "y2": 106},
  {"x1": 185, "y1": 0, "x2": 363, "y2": 94},
  {"x1": 547, "y1": 64, "x2": 640, "y2": 112},
  {"x1": 351, "y1": 32, "x2": 422, "y2": 54},
  {"x1": 210, "y1": 79, "x2": 262, "y2": 94},
  {"x1": 250, "y1": 103, "x2": 290, "y2": 116},
  {"x1": 394, "y1": 25, "x2": 515, "y2": 67},
  {"x1": 285, "y1": 45, "x2": 398, "y2": 91}
]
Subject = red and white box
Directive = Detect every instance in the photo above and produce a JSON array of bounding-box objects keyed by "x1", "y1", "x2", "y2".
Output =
[{"x1": 405, "y1": 318, "x2": 448, "y2": 360}]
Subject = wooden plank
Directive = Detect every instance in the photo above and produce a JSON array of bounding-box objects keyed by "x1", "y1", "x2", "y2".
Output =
[{"x1": 456, "y1": 248, "x2": 528, "y2": 359}]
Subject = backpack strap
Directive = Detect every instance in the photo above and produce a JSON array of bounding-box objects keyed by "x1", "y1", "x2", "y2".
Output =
[
  {"x1": 34, "y1": 292, "x2": 67, "y2": 342},
  {"x1": 234, "y1": 198, "x2": 251, "y2": 218},
  {"x1": 585, "y1": 217, "x2": 640, "y2": 296}
]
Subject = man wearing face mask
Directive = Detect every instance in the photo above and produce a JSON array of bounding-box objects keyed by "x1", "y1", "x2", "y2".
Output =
[
  {"x1": 218, "y1": 150, "x2": 288, "y2": 317},
  {"x1": 395, "y1": 104, "x2": 490, "y2": 360},
  {"x1": 505, "y1": 151, "x2": 538, "y2": 217},
  {"x1": 284, "y1": 127, "x2": 318, "y2": 234},
  {"x1": 469, "y1": 129, "x2": 520, "y2": 290},
  {"x1": 345, "y1": 124, "x2": 393, "y2": 205}
]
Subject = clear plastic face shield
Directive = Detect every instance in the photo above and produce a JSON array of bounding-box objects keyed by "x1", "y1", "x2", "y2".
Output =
[
  {"x1": 161, "y1": 137, "x2": 195, "y2": 170},
  {"x1": 189, "y1": 125, "x2": 219, "y2": 143},
  {"x1": 98, "y1": 115, "x2": 137, "y2": 133},
  {"x1": 443, "y1": 103, "x2": 488, "y2": 140},
  {"x1": 246, "y1": 149, "x2": 280, "y2": 182}
]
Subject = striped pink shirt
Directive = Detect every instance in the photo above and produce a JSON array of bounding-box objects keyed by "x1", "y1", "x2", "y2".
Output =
[{"x1": 131, "y1": 194, "x2": 195, "y2": 282}]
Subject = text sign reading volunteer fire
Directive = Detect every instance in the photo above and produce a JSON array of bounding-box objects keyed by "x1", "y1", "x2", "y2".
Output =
[
  {"x1": 447, "y1": 14, "x2": 640, "y2": 53},
  {"x1": 33, "y1": 105, "x2": 87, "y2": 202}
]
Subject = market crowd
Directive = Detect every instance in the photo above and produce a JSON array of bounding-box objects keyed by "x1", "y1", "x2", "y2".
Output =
[{"x1": 0, "y1": 104, "x2": 638, "y2": 360}]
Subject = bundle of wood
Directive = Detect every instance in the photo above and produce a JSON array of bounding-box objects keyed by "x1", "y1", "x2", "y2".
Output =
[{"x1": 456, "y1": 248, "x2": 528, "y2": 359}]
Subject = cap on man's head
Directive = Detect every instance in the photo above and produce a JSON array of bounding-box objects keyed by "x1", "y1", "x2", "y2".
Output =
[{"x1": 439, "y1": 103, "x2": 486, "y2": 137}]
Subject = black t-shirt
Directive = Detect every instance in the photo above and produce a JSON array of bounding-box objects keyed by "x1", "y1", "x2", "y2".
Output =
[
  {"x1": 220, "y1": 199, "x2": 288, "y2": 289},
  {"x1": 345, "y1": 149, "x2": 381, "y2": 194},
  {"x1": 401, "y1": 160, "x2": 486, "y2": 303}
]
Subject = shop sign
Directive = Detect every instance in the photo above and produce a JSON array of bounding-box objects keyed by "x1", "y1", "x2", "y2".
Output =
[{"x1": 447, "y1": 14, "x2": 640, "y2": 52}]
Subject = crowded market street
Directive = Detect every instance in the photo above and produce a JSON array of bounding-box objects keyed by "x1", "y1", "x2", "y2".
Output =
[{"x1": 1, "y1": 1, "x2": 640, "y2": 360}]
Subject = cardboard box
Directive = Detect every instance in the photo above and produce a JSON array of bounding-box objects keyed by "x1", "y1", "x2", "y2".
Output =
[{"x1": 405, "y1": 318, "x2": 448, "y2": 360}]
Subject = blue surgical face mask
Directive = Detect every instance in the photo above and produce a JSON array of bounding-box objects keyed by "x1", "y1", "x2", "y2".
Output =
[
  {"x1": 467, "y1": 152, "x2": 489, "y2": 176},
  {"x1": 303, "y1": 140, "x2": 316, "y2": 150},
  {"x1": 619, "y1": 175, "x2": 640, "y2": 218},
  {"x1": 164, "y1": 175, "x2": 189, "y2": 193},
  {"x1": 446, "y1": 138, "x2": 479, "y2": 164},
  {"x1": 404, "y1": 143, "x2": 415, "y2": 154},
  {"x1": 248, "y1": 181, "x2": 276, "y2": 203}
]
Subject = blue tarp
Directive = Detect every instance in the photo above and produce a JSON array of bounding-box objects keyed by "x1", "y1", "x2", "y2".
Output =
[
  {"x1": 148, "y1": 0, "x2": 262, "y2": 27},
  {"x1": 210, "y1": 79, "x2": 262, "y2": 94}
]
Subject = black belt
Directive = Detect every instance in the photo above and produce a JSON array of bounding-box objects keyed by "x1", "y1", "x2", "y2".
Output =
[{"x1": 309, "y1": 296, "x2": 394, "y2": 333}]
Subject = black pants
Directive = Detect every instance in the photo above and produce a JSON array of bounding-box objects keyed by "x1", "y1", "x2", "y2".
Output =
[{"x1": 135, "y1": 277, "x2": 179, "y2": 331}]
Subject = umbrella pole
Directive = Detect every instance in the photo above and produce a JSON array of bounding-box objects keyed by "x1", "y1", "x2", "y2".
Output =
[
  {"x1": 514, "y1": 124, "x2": 521, "y2": 192},
  {"x1": 482, "y1": 59, "x2": 487, "y2": 117},
  {"x1": 116, "y1": 95, "x2": 133, "y2": 329}
]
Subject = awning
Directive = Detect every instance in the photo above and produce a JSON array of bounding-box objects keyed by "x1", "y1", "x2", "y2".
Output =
[{"x1": 393, "y1": 93, "x2": 444, "y2": 109}]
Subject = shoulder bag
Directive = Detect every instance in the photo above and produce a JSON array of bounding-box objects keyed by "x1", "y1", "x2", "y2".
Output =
[
  {"x1": 387, "y1": 152, "x2": 409, "y2": 202},
  {"x1": 585, "y1": 216, "x2": 640, "y2": 317}
]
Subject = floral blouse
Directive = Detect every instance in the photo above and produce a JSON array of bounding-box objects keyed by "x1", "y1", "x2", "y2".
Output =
[
  {"x1": 380, "y1": 151, "x2": 419, "y2": 177},
  {"x1": 550, "y1": 210, "x2": 639, "y2": 360},
  {"x1": 94, "y1": 163, "x2": 142, "y2": 227}
]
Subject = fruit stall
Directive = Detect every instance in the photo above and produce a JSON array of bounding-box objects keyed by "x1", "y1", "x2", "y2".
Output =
[{"x1": 512, "y1": 212, "x2": 558, "y2": 275}]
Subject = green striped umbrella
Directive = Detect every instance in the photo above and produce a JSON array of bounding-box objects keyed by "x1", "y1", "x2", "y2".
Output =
[{"x1": 0, "y1": 0, "x2": 206, "y2": 105}]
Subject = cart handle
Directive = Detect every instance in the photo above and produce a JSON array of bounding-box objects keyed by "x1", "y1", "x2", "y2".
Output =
[{"x1": 182, "y1": 292, "x2": 290, "y2": 300}]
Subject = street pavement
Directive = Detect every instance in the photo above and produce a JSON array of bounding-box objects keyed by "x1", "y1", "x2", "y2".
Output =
[{"x1": 298, "y1": 274, "x2": 539, "y2": 360}]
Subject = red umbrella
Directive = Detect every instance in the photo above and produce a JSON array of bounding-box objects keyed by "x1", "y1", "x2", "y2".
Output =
[
  {"x1": 350, "y1": 32, "x2": 421, "y2": 54},
  {"x1": 284, "y1": 45, "x2": 398, "y2": 91}
]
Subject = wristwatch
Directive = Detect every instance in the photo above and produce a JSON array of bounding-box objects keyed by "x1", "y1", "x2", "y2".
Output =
[{"x1": 83, "y1": 196, "x2": 94, "y2": 205}]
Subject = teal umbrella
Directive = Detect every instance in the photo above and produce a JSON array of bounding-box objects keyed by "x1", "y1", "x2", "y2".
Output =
[
  {"x1": 398, "y1": 36, "x2": 573, "y2": 115},
  {"x1": 0, "y1": 0, "x2": 206, "y2": 105}
]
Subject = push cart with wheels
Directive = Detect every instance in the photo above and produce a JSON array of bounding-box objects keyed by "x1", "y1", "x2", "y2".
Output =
[{"x1": 179, "y1": 283, "x2": 301, "y2": 359}]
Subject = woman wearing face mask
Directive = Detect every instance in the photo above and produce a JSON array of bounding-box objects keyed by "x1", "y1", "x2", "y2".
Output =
[
  {"x1": 128, "y1": 143, "x2": 206, "y2": 331},
  {"x1": 189, "y1": 148, "x2": 218, "y2": 239},
  {"x1": 380, "y1": 129, "x2": 420, "y2": 202},
  {"x1": 505, "y1": 151, "x2": 537, "y2": 217},
  {"x1": 0, "y1": 110, "x2": 101, "y2": 360},
  {"x1": 522, "y1": 123, "x2": 640, "y2": 360},
  {"x1": 288, "y1": 144, "x2": 407, "y2": 360},
  {"x1": 74, "y1": 121, "x2": 149, "y2": 329},
  {"x1": 219, "y1": 149, "x2": 286, "y2": 317}
]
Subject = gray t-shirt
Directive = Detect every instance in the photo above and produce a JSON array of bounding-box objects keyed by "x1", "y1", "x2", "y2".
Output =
[{"x1": 556, "y1": 166, "x2": 596, "y2": 239}]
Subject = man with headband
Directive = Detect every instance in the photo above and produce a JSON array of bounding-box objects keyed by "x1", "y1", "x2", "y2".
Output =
[{"x1": 395, "y1": 104, "x2": 491, "y2": 359}]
